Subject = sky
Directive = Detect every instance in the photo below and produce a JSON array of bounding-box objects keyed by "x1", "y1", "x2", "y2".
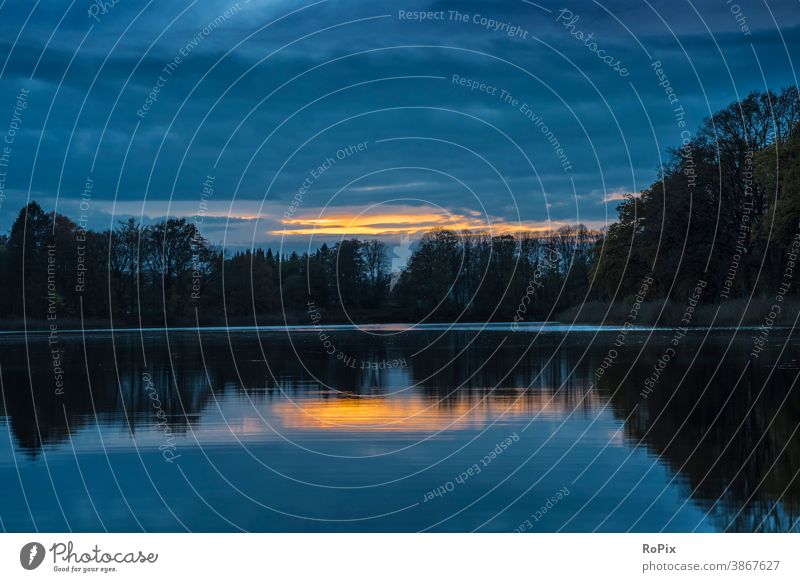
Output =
[{"x1": 0, "y1": 0, "x2": 798, "y2": 255}]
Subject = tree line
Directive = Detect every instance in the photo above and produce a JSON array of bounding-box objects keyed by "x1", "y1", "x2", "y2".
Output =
[
  {"x1": 1, "y1": 86, "x2": 798, "y2": 326},
  {"x1": 592, "y1": 86, "x2": 800, "y2": 303},
  {"x1": 0, "y1": 199, "x2": 595, "y2": 324}
]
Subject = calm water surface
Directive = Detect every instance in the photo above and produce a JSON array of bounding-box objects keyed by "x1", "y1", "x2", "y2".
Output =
[{"x1": 0, "y1": 324, "x2": 798, "y2": 532}]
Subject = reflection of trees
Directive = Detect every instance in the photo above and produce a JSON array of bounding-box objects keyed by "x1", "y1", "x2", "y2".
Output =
[
  {"x1": 400, "y1": 331, "x2": 597, "y2": 415},
  {"x1": 1, "y1": 330, "x2": 600, "y2": 451},
  {"x1": 594, "y1": 336, "x2": 800, "y2": 532},
  {"x1": 0, "y1": 335, "x2": 204, "y2": 455},
  {"x1": 2, "y1": 329, "x2": 798, "y2": 532},
  {"x1": 0, "y1": 331, "x2": 411, "y2": 454}
]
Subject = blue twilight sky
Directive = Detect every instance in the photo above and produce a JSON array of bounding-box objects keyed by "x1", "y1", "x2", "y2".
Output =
[{"x1": 0, "y1": 0, "x2": 798, "y2": 253}]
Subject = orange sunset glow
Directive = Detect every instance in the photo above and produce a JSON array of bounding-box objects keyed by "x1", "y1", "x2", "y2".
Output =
[
  {"x1": 273, "y1": 392, "x2": 599, "y2": 433},
  {"x1": 272, "y1": 207, "x2": 567, "y2": 237}
]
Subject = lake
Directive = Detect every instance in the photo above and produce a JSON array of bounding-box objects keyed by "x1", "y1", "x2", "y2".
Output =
[{"x1": 0, "y1": 323, "x2": 798, "y2": 532}]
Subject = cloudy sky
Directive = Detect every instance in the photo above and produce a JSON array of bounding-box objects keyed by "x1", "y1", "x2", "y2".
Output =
[{"x1": 0, "y1": 0, "x2": 798, "y2": 254}]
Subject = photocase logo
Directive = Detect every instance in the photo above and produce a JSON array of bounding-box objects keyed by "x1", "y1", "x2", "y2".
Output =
[{"x1": 20, "y1": 542, "x2": 46, "y2": 570}]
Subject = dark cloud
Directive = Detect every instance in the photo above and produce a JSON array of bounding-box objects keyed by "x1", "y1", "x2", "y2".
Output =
[{"x1": 0, "y1": 0, "x2": 797, "y2": 250}]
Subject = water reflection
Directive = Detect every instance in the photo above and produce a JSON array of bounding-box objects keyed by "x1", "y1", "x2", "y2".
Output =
[
  {"x1": 274, "y1": 392, "x2": 588, "y2": 432},
  {"x1": 0, "y1": 326, "x2": 797, "y2": 532}
]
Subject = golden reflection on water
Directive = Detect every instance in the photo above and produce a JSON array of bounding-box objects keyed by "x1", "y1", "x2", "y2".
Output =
[{"x1": 274, "y1": 390, "x2": 599, "y2": 432}]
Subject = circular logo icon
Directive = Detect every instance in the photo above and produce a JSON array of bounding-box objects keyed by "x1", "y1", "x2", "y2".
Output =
[{"x1": 20, "y1": 542, "x2": 46, "y2": 570}]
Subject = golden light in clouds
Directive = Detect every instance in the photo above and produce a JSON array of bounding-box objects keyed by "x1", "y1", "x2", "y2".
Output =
[{"x1": 272, "y1": 207, "x2": 565, "y2": 236}]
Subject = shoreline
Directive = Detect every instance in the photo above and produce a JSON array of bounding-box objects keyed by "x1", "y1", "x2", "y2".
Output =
[
  {"x1": 2, "y1": 298, "x2": 797, "y2": 334},
  {"x1": 0, "y1": 321, "x2": 793, "y2": 336}
]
